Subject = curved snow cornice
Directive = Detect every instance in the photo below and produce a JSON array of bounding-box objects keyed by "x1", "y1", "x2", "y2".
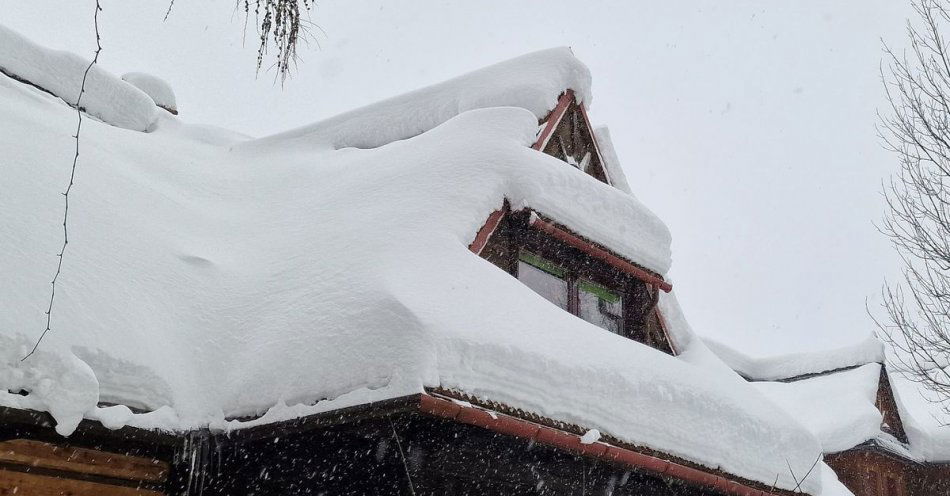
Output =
[
  {"x1": 0, "y1": 24, "x2": 158, "y2": 131},
  {"x1": 704, "y1": 336, "x2": 884, "y2": 382},
  {"x1": 243, "y1": 47, "x2": 592, "y2": 151}
]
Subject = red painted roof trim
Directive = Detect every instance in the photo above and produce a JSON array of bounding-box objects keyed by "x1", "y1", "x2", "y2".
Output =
[
  {"x1": 418, "y1": 394, "x2": 786, "y2": 496},
  {"x1": 654, "y1": 307, "x2": 679, "y2": 355},
  {"x1": 532, "y1": 90, "x2": 574, "y2": 151},
  {"x1": 469, "y1": 206, "x2": 508, "y2": 255},
  {"x1": 528, "y1": 214, "x2": 672, "y2": 292},
  {"x1": 576, "y1": 101, "x2": 613, "y2": 185}
]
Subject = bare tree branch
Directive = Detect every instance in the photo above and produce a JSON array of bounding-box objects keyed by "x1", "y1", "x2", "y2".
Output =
[
  {"x1": 22, "y1": 0, "x2": 104, "y2": 361},
  {"x1": 877, "y1": 0, "x2": 950, "y2": 416},
  {"x1": 167, "y1": 0, "x2": 316, "y2": 82}
]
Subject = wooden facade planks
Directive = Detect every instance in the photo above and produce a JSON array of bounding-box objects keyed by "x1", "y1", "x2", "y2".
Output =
[
  {"x1": 0, "y1": 439, "x2": 167, "y2": 496},
  {"x1": 0, "y1": 439, "x2": 168, "y2": 482},
  {"x1": 826, "y1": 448, "x2": 913, "y2": 496},
  {"x1": 0, "y1": 469, "x2": 163, "y2": 496}
]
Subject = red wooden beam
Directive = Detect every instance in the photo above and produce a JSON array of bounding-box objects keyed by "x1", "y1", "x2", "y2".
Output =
[
  {"x1": 468, "y1": 206, "x2": 507, "y2": 255},
  {"x1": 576, "y1": 101, "x2": 612, "y2": 184},
  {"x1": 532, "y1": 90, "x2": 574, "y2": 151},
  {"x1": 418, "y1": 394, "x2": 788, "y2": 496},
  {"x1": 528, "y1": 214, "x2": 672, "y2": 293}
]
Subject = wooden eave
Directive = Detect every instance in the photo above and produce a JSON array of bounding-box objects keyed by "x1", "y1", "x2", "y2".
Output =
[
  {"x1": 0, "y1": 392, "x2": 806, "y2": 496},
  {"x1": 418, "y1": 390, "x2": 802, "y2": 496}
]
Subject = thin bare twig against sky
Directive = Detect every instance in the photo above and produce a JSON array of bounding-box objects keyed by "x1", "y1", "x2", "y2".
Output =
[{"x1": 22, "y1": 0, "x2": 103, "y2": 361}]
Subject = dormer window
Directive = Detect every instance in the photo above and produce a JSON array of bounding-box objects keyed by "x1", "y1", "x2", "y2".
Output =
[
  {"x1": 518, "y1": 251, "x2": 625, "y2": 335},
  {"x1": 517, "y1": 252, "x2": 570, "y2": 311},
  {"x1": 474, "y1": 207, "x2": 674, "y2": 353}
]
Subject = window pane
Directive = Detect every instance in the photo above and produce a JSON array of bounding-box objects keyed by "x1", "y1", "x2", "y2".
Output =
[
  {"x1": 579, "y1": 280, "x2": 624, "y2": 334},
  {"x1": 518, "y1": 253, "x2": 568, "y2": 310}
]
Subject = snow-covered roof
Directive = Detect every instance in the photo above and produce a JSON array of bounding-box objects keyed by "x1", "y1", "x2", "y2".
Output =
[
  {"x1": 753, "y1": 363, "x2": 887, "y2": 454},
  {"x1": 0, "y1": 28, "x2": 824, "y2": 494},
  {"x1": 0, "y1": 24, "x2": 157, "y2": 131},
  {"x1": 593, "y1": 126, "x2": 633, "y2": 194},
  {"x1": 247, "y1": 47, "x2": 593, "y2": 151},
  {"x1": 707, "y1": 337, "x2": 950, "y2": 466},
  {"x1": 889, "y1": 371, "x2": 950, "y2": 462},
  {"x1": 704, "y1": 336, "x2": 884, "y2": 382}
]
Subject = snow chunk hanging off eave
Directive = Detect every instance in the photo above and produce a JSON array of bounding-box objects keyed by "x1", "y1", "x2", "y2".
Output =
[
  {"x1": 246, "y1": 47, "x2": 592, "y2": 151},
  {"x1": 704, "y1": 336, "x2": 884, "y2": 382},
  {"x1": 0, "y1": 23, "x2": 157, "y2": 131}
]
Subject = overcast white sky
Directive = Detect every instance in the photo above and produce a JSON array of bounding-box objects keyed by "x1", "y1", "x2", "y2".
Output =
[{"x1": 3, "y1": 0, "x2": 917, "y2": 356}]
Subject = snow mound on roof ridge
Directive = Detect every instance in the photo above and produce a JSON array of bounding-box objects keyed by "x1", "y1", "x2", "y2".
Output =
[
  {"x1": 704, "y1": 335, "x2": 884, "y2": 381},
  {"x1": 754, "y1": 363, "x2": 883, "y2": 453},
  {"x1": 122, "y1": 72, "x2": 176, "y2": 113},
  {"x1": 0, "y1": 24, "x2": 157, "y2": 131},
  {"x1": 246, "y1": 47, "x2": 591, "y2": 150}
]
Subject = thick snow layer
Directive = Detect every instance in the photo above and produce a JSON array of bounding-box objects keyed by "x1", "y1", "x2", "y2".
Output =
[
  {"x1": 754, "y1": 364, "x2": 884, "y2": 453},
  {"x1": 819, "y1": 462, "x2": 856, "y2": 496},
  {"x1": 705, "y1": 336, "x2": 884, "y2": 381},
  {"x1": 593, "y1": 126, "x2": 633, "y2": 194},
  {"x1": 0, "y1": 24, "x2": 157, "y2": 131},
  {"x1": 121, "y1": 72, "x2": 176, "y2": 112},
  {"x1": 0, "y1": 334, "x2": 99, "y2": 436},
  {"x1": 241, "y1": 47, "x2": 671, "y2": 274},
  {"x1": 247, "y1": 47, "x2": 592, "y2": 151},
  {"x1": 0, "y1": 43, "x2": 819, "y2": 493},
  {"x1": 890, "y1": 372, "x2": 950, "y2": 462}
]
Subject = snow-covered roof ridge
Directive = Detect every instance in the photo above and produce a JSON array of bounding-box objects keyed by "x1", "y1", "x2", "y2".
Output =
[
  {"x1": 244, "y1": 47, "x2": 592, "y2": 151},
  {"x1": 704, "y1": 336, "x2": 884, "y2": 382},
  {"x1": 0, "y1": 23, "x2": 158, "y2": 131}
]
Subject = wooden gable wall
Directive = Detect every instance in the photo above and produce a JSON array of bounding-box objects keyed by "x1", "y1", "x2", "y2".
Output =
[
  {"x1": 875, "y1": 368, "x2": 909, "y2": 444},
  {"x1": 536, "y1": 92, "x2": 613, "y2": 186}
]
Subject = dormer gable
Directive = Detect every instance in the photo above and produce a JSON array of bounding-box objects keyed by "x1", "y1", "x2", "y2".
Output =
[
  {"x1": 533, "y1": 90, "x2": 614, "y2": 186},
  {"x1": 876, "y1": 366, "x2": 909, "y2": 443},
  {"x1": 470, "y1": 203, "x2": 675, "y2": 355}
]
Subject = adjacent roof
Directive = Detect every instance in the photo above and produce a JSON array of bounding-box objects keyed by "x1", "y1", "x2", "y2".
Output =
[
  {"x1": 706, "y1": 337, "x2": 950, "y2": 465},
  {"x1": 704, "y1": 336, "x2": 884, "y2": 382},
  {"x1": 0, "y1": 25, "x2": 824, "y2": 494}
]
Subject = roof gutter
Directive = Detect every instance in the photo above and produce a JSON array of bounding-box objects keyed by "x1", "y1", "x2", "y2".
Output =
[
  {"x1": 528, "y1": 214, "x2": 672, "y2": 292},
  {"x1": 419, "y1": 394, "x2": 787, "y2": 496}
]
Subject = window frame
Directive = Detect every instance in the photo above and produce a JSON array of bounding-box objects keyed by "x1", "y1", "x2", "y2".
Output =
[
  {"x1": 518, "y1": 250, "x2": 626, "y2": 335},
  {"x1": 479, "y1": 209, "x2": 672, "y2": 353}
]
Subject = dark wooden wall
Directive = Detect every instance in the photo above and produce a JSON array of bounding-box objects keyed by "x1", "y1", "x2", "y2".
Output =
[
  {"x1": 184, "y1": 411, "x2": 722, "y2": 496},
  {"x1": 825, "y1": 448, "x2": 938, "y2": 496}
]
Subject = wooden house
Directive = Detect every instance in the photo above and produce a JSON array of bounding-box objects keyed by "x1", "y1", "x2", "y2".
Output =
[{"x1": 2, "y1": 27, "x2": 829, "y2": 496}]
